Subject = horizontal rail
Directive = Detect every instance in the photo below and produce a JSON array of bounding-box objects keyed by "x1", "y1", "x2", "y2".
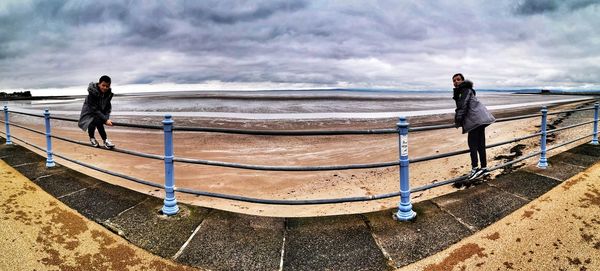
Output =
[
  {"x1": 173, "y1": 126, "x2": 397, "y2": 135},
  {"x1": 0, "y1": 120, "x2": 165, "y2": 161},
  {"x1": 547, "y1": 133, "x2": 593, "y2": 152},
  {"x1": 174, "y1": 157, "x2": 398, "y2": 171},
  {"x1": 3, "y1": 132, "x2": 402, "y2": 205},
  {"x1": 50, "y1": 133, "x2": 164, "y2": 160},
  {"x1": 5, "y1": 135, "x2": 164, "y2": 189},
  {"x1": 410, "y1": 131, "x2": 543, "y2": 163},
  {"x1": 547, "y1": 106, "x2": 595, "y2": 116},
  {"x1": 7, "y1": 110, "x2": 43, "y2": 118},
  {"x1": 1, "y1": 120, "x2": 45, "y2": 136},
  {"x1": 495, "y1": 113, "x2": 542, "y2": 123},
  {"x1": 1, "y1": 129, "x2": 595, "y2": 205},
  {"x1": 175, "y1": 187, "x2": 401, "y2": 205},
  {"x1": 546, "y1": 120, "x2": 594, "y2": 135}
]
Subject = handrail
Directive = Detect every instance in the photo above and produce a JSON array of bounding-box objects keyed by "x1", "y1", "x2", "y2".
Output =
[
  {"x1": 1, "y1": 118, "x2": 566, "y2": 171},
  {"x1": 2, "y1": 99, "x2": 598, "y2": 213},
  {"x1": 1, "y1": 103, "x2": 596, "y2": 171},
  {"x1": 2, "y1": 134, "x2": 164, "y2": 189}
]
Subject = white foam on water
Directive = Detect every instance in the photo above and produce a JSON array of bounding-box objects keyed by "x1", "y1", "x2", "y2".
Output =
[{"x1": 8, "y1": 97, "x2": 592, "y2": 120}]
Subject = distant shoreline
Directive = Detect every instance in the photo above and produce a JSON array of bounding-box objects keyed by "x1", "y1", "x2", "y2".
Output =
[{"x1": 2, "y1": 87, "x2": 599, "y2": 100}]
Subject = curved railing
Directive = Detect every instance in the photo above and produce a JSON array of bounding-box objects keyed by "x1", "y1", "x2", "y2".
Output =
[{"x1": 1, "y1": 98, "x2": 599, "y2": 219}]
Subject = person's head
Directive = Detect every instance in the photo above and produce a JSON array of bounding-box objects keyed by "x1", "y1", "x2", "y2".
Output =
[
  {"x1": 98, "y1": 75, "x2": 111, "y2": 93},
  {"x1": 452, "y1": 73, "x2": 464, "y2": 88}
]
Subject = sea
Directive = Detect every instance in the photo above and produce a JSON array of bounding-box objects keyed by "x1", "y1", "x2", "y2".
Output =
[{"x1": 3, "y1": 89, "x2": 596, "y2": 120}]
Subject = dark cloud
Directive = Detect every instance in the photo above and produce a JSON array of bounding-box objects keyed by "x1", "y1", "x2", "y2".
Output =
[
  {"x1": 514, "y1": 0, "x2": 599, "y2": 15},
  {"x1": 514, "y1": 0, "x2": 558, "y2": 15},
  {"x1": 0, "y1": 1, "x2": 599, "y2": 91}
]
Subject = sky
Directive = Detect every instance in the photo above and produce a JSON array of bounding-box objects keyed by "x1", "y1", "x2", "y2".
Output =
[{"x1": 1, "y1": 0, "x2": 599, "y2": 95}]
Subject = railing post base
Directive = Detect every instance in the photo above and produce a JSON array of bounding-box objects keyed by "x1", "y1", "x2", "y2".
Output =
[
  {"x1": 162, "y1": 196, "x2": 179, "y2": 216},
  {"x1": 537, "y1": 159, "x2": 548, "y2": 169},
  {"x1": 394, "y1": 211, "x2": 417, "y2": 222},
  {"x1": 394, "y1": 191, "x2": 417, "y2": 221}
]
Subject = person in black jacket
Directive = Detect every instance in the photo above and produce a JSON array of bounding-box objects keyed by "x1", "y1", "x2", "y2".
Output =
[
  {"x1": 78, "y1": 75, "x2": 115, "y2": 149},
  {"x1": 452, "y1": 73, "x2": 495, "y2": 185}
]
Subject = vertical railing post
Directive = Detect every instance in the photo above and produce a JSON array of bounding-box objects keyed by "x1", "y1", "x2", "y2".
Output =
[
  {"x1": 394, "y1": 116, "x2": 416, "y2": 221},
  {"x1": 537, "y1": 107, "x2": 548, "y2": 168},
  {"x1": 591, "y1": 102, "x2": 599, "y2": 145},
  {"x1": 44, "y1": 109, "x2": 55, "y2": 167},
  {"x1": 3, "y1": 105, "x2": 12, "y2": 145},
  {"x1": 162, "y1": 114, "x2": 179, "y2": 215}
]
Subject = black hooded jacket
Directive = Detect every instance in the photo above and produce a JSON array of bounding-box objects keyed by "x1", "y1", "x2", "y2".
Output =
[{"x1": 452, "y1": 80, "x2": 495, "y2": 133}]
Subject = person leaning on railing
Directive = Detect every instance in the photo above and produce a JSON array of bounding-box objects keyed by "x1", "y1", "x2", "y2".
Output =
[
  {"x1": 452, "y1": 73, "x2": 496, "y2": 187},
  {"x1": 78, "y1": 75, "x2": 116, "y2": 149}
]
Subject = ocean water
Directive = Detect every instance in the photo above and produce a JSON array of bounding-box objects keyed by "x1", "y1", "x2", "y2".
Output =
[{"x1": 4, "y1": 90, "x2": 595, "y2": 120}]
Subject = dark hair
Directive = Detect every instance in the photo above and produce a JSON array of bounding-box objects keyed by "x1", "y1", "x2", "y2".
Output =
[
  {"x1": 99, "y1": 75, "x2": 111, "y2": 84},
  {"x1": 452, "y1": 73, "x2": 464, "y2": 80}
]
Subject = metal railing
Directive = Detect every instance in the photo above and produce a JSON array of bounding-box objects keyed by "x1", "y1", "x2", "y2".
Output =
[{"x1": 1, "y1": 99, "x2": 599, "y2": 220}]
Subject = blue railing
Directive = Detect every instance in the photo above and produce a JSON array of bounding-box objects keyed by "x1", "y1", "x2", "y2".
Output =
[{"x1": 1, "y1": 99, "x2": 599, "y2": 220}]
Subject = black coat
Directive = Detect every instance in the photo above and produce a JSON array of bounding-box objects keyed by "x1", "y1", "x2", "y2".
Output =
[
  {"x1": 78, "y1": 82, "x2": 113, "y2": 131},
  {"x1": 453, "y1": 80, "x2": 495, "y2": 134}
]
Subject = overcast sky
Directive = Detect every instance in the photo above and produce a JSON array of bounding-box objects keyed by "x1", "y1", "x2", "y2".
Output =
[{"x1": 1, "y1": 0, "x2": 599, "y2": 95}]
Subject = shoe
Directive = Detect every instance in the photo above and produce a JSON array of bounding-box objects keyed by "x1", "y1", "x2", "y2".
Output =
[
  {"x1": 467, "y1": 168, "x2": 480, "y2": 180},
  {"x1": 103, "y1": 139, "x2": 115, "y2": 149},
  {"x1": 479, "y1": 167, "x2": 489, "y2": 177},
  {"x1": 469, "y1": 167, "x2": 488, "y2": 180},
  {"x1": 90, "y1": 138, "x2": 99, "y2": 148}
]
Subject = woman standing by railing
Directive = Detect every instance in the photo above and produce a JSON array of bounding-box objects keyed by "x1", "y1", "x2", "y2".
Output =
[{"x1": 452, "y1": 73, "x2": 496, "y2": 187}]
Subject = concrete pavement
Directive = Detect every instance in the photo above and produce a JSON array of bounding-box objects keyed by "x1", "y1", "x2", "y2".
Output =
[
  {"x1": 401, "y1": 159, "x2": 600, "y2": 271},
  {"x1": 0, "y1": 158, "x2": 199, "y2": 271}
]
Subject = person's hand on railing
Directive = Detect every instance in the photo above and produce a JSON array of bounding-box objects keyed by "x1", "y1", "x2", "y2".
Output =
[{"x1": 105, "y1": 119, "x2": 113, "y2": 126}]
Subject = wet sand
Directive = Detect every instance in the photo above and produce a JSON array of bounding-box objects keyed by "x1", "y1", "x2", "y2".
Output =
[{"x1": 6, "y1": 99, "x2": 598, "y2": 217}]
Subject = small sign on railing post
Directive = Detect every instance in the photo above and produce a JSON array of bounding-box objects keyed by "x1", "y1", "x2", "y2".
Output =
[
  {"x1": 394, "y1": 116, "x2": 416, "y2": 221},
  {"x1": 3, "y1": 105, "x2": 12, "y2": 145},
  {"x1": 43, "y1": 109, "x2": 55, "y2": 167},
  {"x1": 162, "y1": 114, "x2": 179, "y2": 216},
  {"x1": 591, "y1": 102, "x2": 599, "y2": 145},
  {"x1": 537, "y1": 107, "x2": 548, "y2": 168}
]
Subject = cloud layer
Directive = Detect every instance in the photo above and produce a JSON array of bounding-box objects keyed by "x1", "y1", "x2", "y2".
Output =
[{"x1": 1, "y1": 0, "x2": 599, "y2": 92}]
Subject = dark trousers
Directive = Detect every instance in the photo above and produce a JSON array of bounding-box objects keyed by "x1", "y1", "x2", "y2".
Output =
[
  {"x1": 88, "y1": 118, "x2": 107, "y2": 141},
  {"x1": 467, "y1": 125, "x2": 487, "y2": 168}
]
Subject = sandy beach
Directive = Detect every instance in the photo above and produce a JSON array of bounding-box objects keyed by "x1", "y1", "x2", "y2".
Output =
[{"x1": 4, "y1": 97, "x2": 598, "y2": 217}]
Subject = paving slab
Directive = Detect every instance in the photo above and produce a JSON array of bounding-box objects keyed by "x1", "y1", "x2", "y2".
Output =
[
  {"x1": 32, "y1": 169, "x2": 101, "y2": 198},
  {"x1": 14, "y1": 160, "x2": 67, "y2": 180},
  {"x1": 431, "y1": 184, "x2": 529, "y2": 230},
  {"x1": 522, "y1": 160, "x2": 584, "y2": 181},
  {"x1": 0, "y1": 144, "x2": 46, "y2": 166},
  {"x1": 107, "y1": 197, "x2": 211, "y2": 258},
  {"x1": 177, "y1": 210, "x2": 284, "y2": 271},
  {"x1": 365, "y1": 201, "x2": 472, "y2": 268},
  {"x1": 59, "y1": 181, "x2": 148, "y2": 222},
  {"x1": 487, "y1": 170, "x2": 561, "y2": 200},
  {"x1": 567, "y1": 142, "x2": 600, "y2": 157},
  {"x1": 550, "y1": 151, "x2": 598, "y2": 168},
  {"x1": 284, "y1": 214, "x2": 390, "y2": 271}
]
